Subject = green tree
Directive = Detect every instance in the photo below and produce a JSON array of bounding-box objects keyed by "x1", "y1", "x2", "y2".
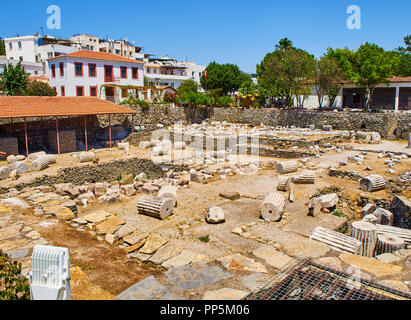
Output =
[
  {"x1": 395, "y1": 35, "x2": 411, "y2": 76},
  {"x1": 0, "y1": 37, "x2": 5, "y2": 56},
  {"x1": 177, "y1": 79, "x2": 198, "y2": 96},
  {"x1": 25, "y1": 80, "x2": 57, "y2": 96},
  {"x1": 200, "y1": 62, "x2": 250, "y2": 95},
  {"x1": 0, "y1": 62, "x2": 29, "y2": 96},
  {"x1": 352, "y1": 43, "x2": 395, "y2": 110},
  {"x1": 257, "y1": 39, "x2": 315, "y2": 108},
  {"x1": 314, "y1": 52, "x2": 347, "y2": 110}
]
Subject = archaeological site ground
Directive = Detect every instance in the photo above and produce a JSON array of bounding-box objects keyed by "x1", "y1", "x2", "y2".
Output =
[{"x1": 0, "y1": 106, "x2": 410, "y2": 301}]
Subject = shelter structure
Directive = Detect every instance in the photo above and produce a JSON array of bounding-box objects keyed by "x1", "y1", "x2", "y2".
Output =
[{"x1": 0, "y1": 96, "x2": 138, "y2": 156}]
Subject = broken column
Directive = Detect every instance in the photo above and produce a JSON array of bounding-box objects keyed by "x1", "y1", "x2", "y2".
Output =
[
  {"x1": 373, "y1": 208, "x2": 394, "y2": 226},
  {"x1": 376, "y1": 224, "x2": 411, "y2": 248},
  {"x1": 137, "y1": 195, "x2": 175, "y2": 220},
  {"x1": 261, "y1": 192, "x2": 285, "y2": 222},
  {"x1": 408, "y1": 133, "x2": 411, "y2": 149},
  {"x1": 28, "y1": 151, "x2": 47, "y2": 161},
  {"x1": 362, "y1": 214, "x2": 378, "y2": 225},
  {"x1": 351, "y1": 221, "x2": 378, "y2": 257},
  {"x1": 310, "y1": 227, "x2": 362, "y2": 255},
  {"x1": 31, "y1": 156, "x2": 50, "y2": 171},
  {"x1": 277, "y1": 176, "x2": 292, "y2": 192},
  {"x1": 360, "y1": 175, "x2": 386, "y2": 192},
  {"x1": 79, "y1": 151, "x2": 95, "y2": 163},
  {"x1": 275, "y1": 160, "x2": 298, "y2": 174},
  {"x1": 158, "y1": 185, "x2": 178, "y2": 206},
  {"x1": 292, "y1": 170, "x2": 315, "y2": 184},
  {"x1": 375, "y1": 234, "x2": 405, "y2": 255}
]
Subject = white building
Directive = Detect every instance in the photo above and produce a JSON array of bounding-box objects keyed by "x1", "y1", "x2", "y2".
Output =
[
  {"x1": 296, "y1": 77, "x2": 411, "y2": 112},
  {"x1": 144, "y1": 56, "x2": 206, "y2": 89},
  {"x1": 4, "y1": 34, "x2": 79, "y2": 76},
  {"x1": 70, "y1": 34, "x2": 145, "y2": 61},
  {"x1": 0, "y1": 56, "x2": 43, "y2": 76},
  {"x1": 48, "y1": 50, "x2": 144, "y2": 103}
]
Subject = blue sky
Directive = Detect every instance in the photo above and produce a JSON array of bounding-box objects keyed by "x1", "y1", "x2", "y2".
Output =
[{"x1": 1, "y1": 0, "x2": 410, "y2": 73}]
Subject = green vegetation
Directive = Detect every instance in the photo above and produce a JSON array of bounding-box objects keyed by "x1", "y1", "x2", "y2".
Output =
[
  {"x1": 0, "y1": 37, "x2": 5, "y2": 56},
  {"x1": 0, "y1": 250, "x2": 30, "y2": 300},
  {"x1": 0, "y1": 62, "x2": 30, "y2": 96},
  {"x1": 198, "y1": 234, "x2": 210, "y2": 243},
  {"x1": 200, "y1": 62, "x2": 250, "y2": 96},
  {"x1": 25, "y1": 80, "x2": 57, "y2": 96}
]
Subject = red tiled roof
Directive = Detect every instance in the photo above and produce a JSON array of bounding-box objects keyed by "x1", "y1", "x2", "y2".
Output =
[
  {"x1": 158, "y1": 85, "x2": 177, "y2": 91},
  {"x1": 48, "y1": 50, "x2": 144, "y2": 64},
  {"x1": 387, "y1": 76, "x2": 411, "y2": 83},
  {"x1": 0, "y1": 96, "x2": 137, "y2": 119}
]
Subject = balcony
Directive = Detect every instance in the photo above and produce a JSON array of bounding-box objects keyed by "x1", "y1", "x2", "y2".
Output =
[{"x1": 104, "y1": 76, "x2": 120, "y2": 83}]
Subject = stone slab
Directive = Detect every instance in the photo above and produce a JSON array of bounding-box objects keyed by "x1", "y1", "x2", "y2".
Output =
[
  {"x1": 202, "y1": 288, "x2": 250, "y2": 300},
  {"x1": 0, "y1": 224, "x2": 23, "y2": 241},
  {"x1": 140, "y1": 233, "x2": 168, "y2": 255},
  {"x1": 82, "y1": 210, "x2": 112, "y2": 223},
  {"x1": 149, "y1": 243, "x2": 184, "y2": 265},
  {"x1": 240, "y1": 273, "x2": 269, "y2": 292},
  {"x1": 116, "y1": 275, "x2": 169, "y2": 300},
  {"x1": 162, "y1": 250, "x2": 197, "y2": 269},
  {"x1": 340, "y1": 253, "x2": 403, "y2": 278},
  {"x1": 252, "y1": 247, "x2": 293, "y2": 269},
  {"x1": 165, "y1": 265, "x2": 233, "y2": 291},
  {"x1": 95, "y1": 216, "x2": 125, "y2": 235},
  {"x1": 218, "y1": 254, "x2": 268, "y2": 273}
]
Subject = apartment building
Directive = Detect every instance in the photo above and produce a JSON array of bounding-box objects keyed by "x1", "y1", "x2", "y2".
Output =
[
  {"x1": 0, "y1": 56, "x2": 43, "y2": 76},
  {"x1": 70, "y1": 34, "x2": 145, "y2": 61},
  {"x1": 144, "y1": 56, "x2": 205, "y2": 89},
  {"x1": 48, "y1": 50, "x2": 144, "y2": 103},
  {"x1": 4, "y1": 34, "x2": 79, "y2": 76}
]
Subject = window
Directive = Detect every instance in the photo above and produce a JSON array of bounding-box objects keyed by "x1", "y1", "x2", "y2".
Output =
[
  {"x1": 120, "y1": 66, "x2": 127, "y2": 79},
  {"x1": 115, "y1": 49, "x2": 120, "y2": 55},
  {"x1": 18, "y1": 41, "x2": 22, "y2": 49},
  {"x1": 76, "y1": 86, "x2": 84, "y2": 96},
  {"x1": 59, "y1": 62, "x2": 64, "y2": 76},
  {"x1": 132, "y1": 67, "x2": 138, "y2": 79},
  {"x1": 61, "y1": 86, "x2": 65, "y2": 96},
  {"x1": 19, "y1": 56, "x2": 23, "y2": 62},
  {"x1": 75, "y1": 62, "x2": 83, "y2": 76},
  {"x1": 88, "y1": 64, "x2": 97, "y2": 77},
  {"x1": 51, "y1": 64, "x2": 56, "y2": 78},
  {"x1": 8, "y1": 43, "x2": 12, "y2": 50},
  {"x1": 90, "y1": 86, "x2": 97, "y2": 97},
  {"x1": 47, "y1": 52, "x2": 53, "y2": 58}
]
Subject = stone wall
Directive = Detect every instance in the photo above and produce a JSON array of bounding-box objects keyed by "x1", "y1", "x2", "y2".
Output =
[
  {"x1": 116, "y1": 105, "x2": 411, "y2": 139},
  {"x1": 8, "y1": 158, "x2": 185, "y2": 192}
]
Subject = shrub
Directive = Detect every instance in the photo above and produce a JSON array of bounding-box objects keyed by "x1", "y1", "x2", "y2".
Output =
[
  {"x1": 0, "y1": 250, "x2": 30, "y2": 300},
  {"x1": 26, "y1": 80, "x2": 57, "y2": 96},
  {"x1": 163, "y1": 91, "x2": 177, "y2": 103},
  {"x1": 216, "y1": 96, "x2": 234, "y2": 107}
]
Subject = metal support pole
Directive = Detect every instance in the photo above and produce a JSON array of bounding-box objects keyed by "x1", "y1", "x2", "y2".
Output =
[
  {"x1": 56, "y1": 118, "x2": 60, "y2": 155},
  {"x1": 24, "y1": 118, "x2": 29, "y2": 158},
  {"x1": 109, "y1": 114, "x2": 112, "y2": 149},
  {"x1": 84, "y1": 116, "x2": 88, "y2": 152}
]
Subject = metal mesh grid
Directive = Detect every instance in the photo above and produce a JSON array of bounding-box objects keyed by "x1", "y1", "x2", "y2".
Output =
[{"x1": 244, "y1": 258, "x2": 411, "y2": 300}]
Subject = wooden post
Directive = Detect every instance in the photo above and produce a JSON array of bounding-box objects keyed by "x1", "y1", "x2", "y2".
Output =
[
  {"x1": 56, "y1": 118, "x2": 60, "y2": 155},
  {"x1": 109, "y1": 114, "x2": 112, "y2": 149},
  {"x1": 84, "y1": 116, "x2": 88, "y2": 152},
  {"x1": 24, "y1": 118, "x2": 29, "y2": 158}
]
